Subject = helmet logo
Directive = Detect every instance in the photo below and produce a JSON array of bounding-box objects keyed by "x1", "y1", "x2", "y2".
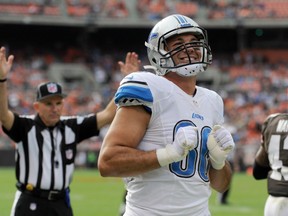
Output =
[
  {"x1": 148, "y1": 32, "x2": 158, "y2": 42},
  {"x1": 174, "y1": 15, "x2": 192, "y2": 27}
]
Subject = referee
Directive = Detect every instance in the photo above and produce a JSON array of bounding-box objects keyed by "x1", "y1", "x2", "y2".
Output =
[{"x1": 0, "y1": 46, "x2": 125, "y2": 216}]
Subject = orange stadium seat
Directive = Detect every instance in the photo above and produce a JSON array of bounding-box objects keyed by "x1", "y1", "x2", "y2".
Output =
[
  {"x1": 67, "y1": 6, "x2": 90, "y2": 16},
  {"x1": 175, "y1": 2, "x2": 198, "y2": 17},
  {"x1": 44, "y1": 6, "x2": 60, "y2": 16},
  {"x1": 0, "y1": 4, "x2": 40, "y2": 14}
]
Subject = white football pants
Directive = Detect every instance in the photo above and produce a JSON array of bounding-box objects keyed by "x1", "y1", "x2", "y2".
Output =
[{"x1": 264, "y1": 195, "x2": 288, "y2": 216}]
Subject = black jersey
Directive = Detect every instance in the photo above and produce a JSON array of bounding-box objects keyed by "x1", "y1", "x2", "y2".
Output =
[
  {"x1": 262, "y1": 113, "x2": 288, "y2": 197},
  {"x1": 3, "y1": 113, "x2": 99, "y2": 191}
]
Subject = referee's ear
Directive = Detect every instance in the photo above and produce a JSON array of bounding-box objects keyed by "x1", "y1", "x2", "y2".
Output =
[{"x1": 33, "y1": 102, "x2": 40, "y2": 112}]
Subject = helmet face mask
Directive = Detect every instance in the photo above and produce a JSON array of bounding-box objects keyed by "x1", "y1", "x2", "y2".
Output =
[{"x1": 145, "y1": 14, "x2": 212, "y2": 77}]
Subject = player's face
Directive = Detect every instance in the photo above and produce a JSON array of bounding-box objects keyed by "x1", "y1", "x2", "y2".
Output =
[
  {"x1": 34, "y1": 96, "x2": 64, "y2": 126},
  {"x1": 165, "y1": 33, "x2": 202, "y2": 66}
]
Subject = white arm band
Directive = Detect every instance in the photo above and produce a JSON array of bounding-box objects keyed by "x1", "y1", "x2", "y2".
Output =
[{"x1": 156, "y1": 144, "x2": 184, "y2": 167}]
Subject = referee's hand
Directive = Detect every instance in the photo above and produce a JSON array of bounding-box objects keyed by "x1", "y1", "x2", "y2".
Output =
[{"x1": 0, "y1": 46, "x2": 14, "y2": 79}]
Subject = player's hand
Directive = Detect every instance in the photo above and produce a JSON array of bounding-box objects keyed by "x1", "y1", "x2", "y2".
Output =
[
  {"x1": 118, "y1": 52, "x2": 141, "y2": 76},
  {"x1": 0, "y1": 47, "x2": 14, "y2": 80},
  {"x1": 207, "y1": 125, "x2": 234, "y2": 170},
  {"x1": 156, "y1": 126, "x2": 198, "y2": 167}
]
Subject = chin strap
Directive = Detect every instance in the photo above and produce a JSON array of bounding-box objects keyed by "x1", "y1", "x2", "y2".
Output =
[
  {"x1": 145, "y1": 41, "x2": 156, "y2": 51},
  {"x1": 143, "y1": 65, "x2": 157, "y2": 71}
]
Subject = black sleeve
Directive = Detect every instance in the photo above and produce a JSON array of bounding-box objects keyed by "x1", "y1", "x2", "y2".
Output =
[
  {"x1": 2, "y1": 113, "x2": 22, "y2": 142},
  {"x1": 78, "y1": 114, "x2": 99, "y2": 142},
  {"x1": 253, "y1": 161, "x2": 271, "y2": 180}
]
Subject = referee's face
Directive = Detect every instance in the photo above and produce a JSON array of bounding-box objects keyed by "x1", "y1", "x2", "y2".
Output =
[{"x1": 33, "y1": 96, "x2": 64, "y2": 127}]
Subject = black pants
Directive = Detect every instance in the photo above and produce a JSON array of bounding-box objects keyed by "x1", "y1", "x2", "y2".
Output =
[{"x1": 14, "y1": 192, "x2": 73, "y2": 216}]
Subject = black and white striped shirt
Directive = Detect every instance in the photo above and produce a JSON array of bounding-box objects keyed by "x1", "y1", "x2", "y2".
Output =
[{"x1": 3, "y1": 113, "x2": 99, "y2": 191}]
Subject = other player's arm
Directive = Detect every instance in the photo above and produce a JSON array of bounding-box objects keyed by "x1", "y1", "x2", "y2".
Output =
[
  {"x1": 253, "y1": 118, "x2": 271, "y2": 180},
  {"x1": 0, "y1": 46, "x2": 15, "y2": 131},
  {"x1": 253, "y1": 146, "x2": 271, "y2": 180}
]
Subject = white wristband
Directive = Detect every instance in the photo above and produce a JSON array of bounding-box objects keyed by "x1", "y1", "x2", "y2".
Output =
[
  {"x1": 156, "y1": 144, "x2": 184, "y2": 167},
  {"x1": 209, "y1": 154, "x2": 225, "y2": 170},
  {"x1": 156, "y1": 148, "x2": 172, "y2": 167}
]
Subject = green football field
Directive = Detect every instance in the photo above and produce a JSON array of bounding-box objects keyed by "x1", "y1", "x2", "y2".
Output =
[{"x1": 0, "y1": 167, "x2": 267, "y2": 216}]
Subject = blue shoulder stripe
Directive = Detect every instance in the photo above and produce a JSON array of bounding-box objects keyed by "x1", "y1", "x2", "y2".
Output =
[{"x1": 115, "y1": 80, "x2": 153, "y2": 104}]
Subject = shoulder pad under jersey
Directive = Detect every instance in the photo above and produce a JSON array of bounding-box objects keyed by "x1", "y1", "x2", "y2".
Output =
[{"x1": 115, "y1": 72, "x2": 154, "y2": 112}]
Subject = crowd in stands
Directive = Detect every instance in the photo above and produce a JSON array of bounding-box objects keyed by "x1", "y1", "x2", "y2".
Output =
[
  {"x1": 207, "y1": 0, "x2": 288, "y2": 20},
  {"x1": 0, "y1": 0, "x2": 130, "y2": 17},
  {"x1": 1, "y1": 0, "x2": 288, "y2": 20},
  {"x1": 0, "y1": 44, "x2": 287, "y2": 171},
  {"x1": 219, "y1": 52, "x2": 287, "y2": 170},
  {"x1": 0, "y1": 0, "x2": 287, "y2": 169}
]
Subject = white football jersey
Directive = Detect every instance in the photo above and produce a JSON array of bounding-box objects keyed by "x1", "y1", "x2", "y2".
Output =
[{"x1": 115, "y1": 72, "x2": 224, "y2": 216}]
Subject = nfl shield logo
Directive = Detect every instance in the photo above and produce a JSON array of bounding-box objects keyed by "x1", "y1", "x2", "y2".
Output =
[{"x1": 47, "y1": 83, "x2": 58, "y2": 93}]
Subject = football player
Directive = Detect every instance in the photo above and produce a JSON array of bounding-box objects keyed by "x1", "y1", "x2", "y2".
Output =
[
  {"x1": 98, "y1": 14, "x2": 235, "y2": 216},
  {"x1": 253, "y1": 113, "x2": 288, "y2": 216}
]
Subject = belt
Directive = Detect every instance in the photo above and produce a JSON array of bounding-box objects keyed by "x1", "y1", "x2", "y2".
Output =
[{"x1": 16, "y1": 182, "x2": 67, "y2": 201}]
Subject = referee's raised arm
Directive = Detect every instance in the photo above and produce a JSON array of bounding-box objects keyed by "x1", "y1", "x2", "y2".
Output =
[
  {"x1": 0, "y1": 46, "x2": 15, "y2": 131},
  {"x1": 96, "y1": 52, "x2": 142, "y2": 130}
]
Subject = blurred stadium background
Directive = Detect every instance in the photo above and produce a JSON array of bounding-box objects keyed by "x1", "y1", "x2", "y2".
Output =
[{"x1": 0, "y1": 0, "x2": 287, "y2": 175}]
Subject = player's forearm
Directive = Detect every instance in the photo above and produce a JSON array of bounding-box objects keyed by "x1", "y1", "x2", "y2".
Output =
[
  {"x1": 98, "y1": 146, "x2": 160, "y2": 177},
  {"x1": 209, "y1": 160, "x2": 233, "y2": 193}
]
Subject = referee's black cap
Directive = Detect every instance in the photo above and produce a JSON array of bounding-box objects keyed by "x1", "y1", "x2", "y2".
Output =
[{"x1": 36, "y1": 82, "x2": 67, "y2": 101}]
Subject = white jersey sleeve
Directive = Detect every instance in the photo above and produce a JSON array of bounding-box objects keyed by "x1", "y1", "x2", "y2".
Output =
[{"x1": 115, "y1": 72, "x2": 160, "y2": 113}]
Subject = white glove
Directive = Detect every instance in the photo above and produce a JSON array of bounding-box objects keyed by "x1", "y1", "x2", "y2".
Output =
[
  {"x1": 156, "y1": 126, "x2": 198, "y2": 167},
  {"x1": 207, "y1": 125, "x2": 235, "y2": 170}
]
